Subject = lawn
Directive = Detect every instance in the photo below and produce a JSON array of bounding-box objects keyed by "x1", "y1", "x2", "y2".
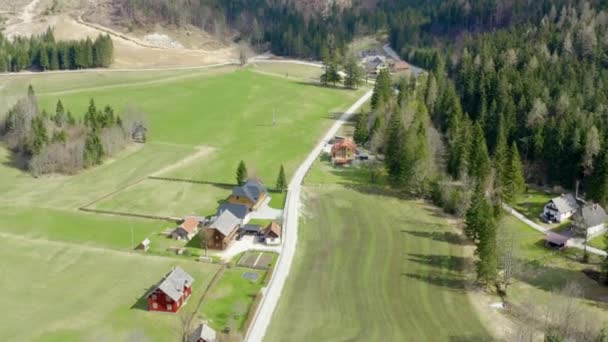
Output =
[
  {"x1": 266, "y1": 184, "x2": 489, "y2": 341},
  {"x1": 0, "y1": 234, "x2": 221, "y2": 342},
  {"x1": 201, "y1": 267, "x2": 267, "y2": 333},
  {"x1": 589, "y1": 234, "x2": 607, "y2": 249},
  {"x1": 512, "y1": 187, "x2": 557, "y2": 224}
]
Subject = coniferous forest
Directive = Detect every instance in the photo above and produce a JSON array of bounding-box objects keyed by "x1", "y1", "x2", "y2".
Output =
[{"x1": 0, "y1": 28, "x2": 113, "y2": 72}]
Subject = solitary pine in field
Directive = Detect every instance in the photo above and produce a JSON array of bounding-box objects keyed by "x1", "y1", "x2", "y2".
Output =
[{"x1": 236, "y1": 160, "x2": 248, "y2": 186}]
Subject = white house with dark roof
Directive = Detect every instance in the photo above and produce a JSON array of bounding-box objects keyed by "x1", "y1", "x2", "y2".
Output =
[{"x1": 541, "y1": 193, "x2": 580, "y2": 223}]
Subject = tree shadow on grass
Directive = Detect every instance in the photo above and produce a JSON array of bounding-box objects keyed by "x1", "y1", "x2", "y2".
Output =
[
  {"x1": 449, "y1": 335, "x2": 493, "y2": 342},
  {"x1": 402, "y1": 272, "x2": 467, "y2": 291},
  {"x1": 2, "y1": 151, "x2": 28, "y2": 172},
  {"x1": 131, "y1": 285, "x2": 156, "y2": 311},
  {"x1": 406, "y1": 253, "x2": 470, "y2": 272},
  {"x1": 401, "y1": 230, "x2": 471, "y2": 246}
]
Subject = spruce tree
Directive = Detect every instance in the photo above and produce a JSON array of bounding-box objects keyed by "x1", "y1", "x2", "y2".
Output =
[
  {"x1": 236, "y1": 160, "x2": 248, "y2": 186},
  {"x1": 503, "y1": 143, "x2": 526, "y2": 204},
  {"x1": 353, "y1": 112, "x2": 369, "y2": 145},
  {"x1": 493, "y1": 115, "x2": 509, "y2": 198},
  {"x1": 384, "y1": 111, "x2": 403, "y2": 180},
  {"x1": 276, "y1": 164, "x2": 287, "y2": 192},
  {"x1": 474, "y1": 193, "x2": 498, "y2": 284},
  {"x1": 39, "y1": 46, "x2": 49, "y2": 71},
  {"x1": 469, "y1": 122, "x2": 491, "y2": 185},
  {"x1": 344, "y1": 54, "x2": 364, "y2": 89},
  {"x1": 590, "y1": 151, "x2": 608, "y2": 207},
  {"x1": 54, "y1": 100, "x2": 66, "y2": 127},
  {"x1": 465, "y1": 184, "x2": 484, "y2": 241},
  {"x1": 371, "y1": 68, "x2": 392, "y2": 111}
]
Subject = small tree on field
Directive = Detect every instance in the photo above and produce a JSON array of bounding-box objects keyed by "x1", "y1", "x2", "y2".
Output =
[
  {"x1": 236, "y1": 160, "x2": 248, "y2": 185},
  {"x1": 199, "y1": 230, "x2": 208, "y2": 257},
  {"x1": 276, "y1": 164, "x2": 287, "y2": 192}
]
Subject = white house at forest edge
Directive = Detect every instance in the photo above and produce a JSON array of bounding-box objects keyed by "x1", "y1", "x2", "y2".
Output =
[{"x1": 541, "y1": 193, "x2": 579, "y2": 223}]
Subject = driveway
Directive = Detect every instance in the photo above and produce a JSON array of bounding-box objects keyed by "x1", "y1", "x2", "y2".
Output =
[
  {"x1": 214, "y1": 235, "x2": 280, "y2": 262},
  {"x1": 249, "y1": 197, "x2": 283, "y2": 221}
]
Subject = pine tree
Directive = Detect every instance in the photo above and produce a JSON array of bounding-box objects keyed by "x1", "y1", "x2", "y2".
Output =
[
  {"x1": 469, "y1": 122, "x2": 491, "y2": 185},
  {"x1": 384, "y1": 111, "x2": 402, "y2": 180},
  {"x1": 236, "y1": 160, "x2": 248, "y2": 186},
  {"x1": 590, "y1": 151, "x2": 608, "y2": 207},
  {"x1": 353, "y1": 112, "x2": 369, "y2": 145},
  {"x1": 84, "y1": 132, "x2": 104, "y2": 166},
  {"x1": 344, "y1": 54, "x2": 364, "y2": 89},
  {"x1": 49, "y1": 46, "x2": 59, "y2": 70},
  {"x1": 503, "y1": 143, "x2": 526, "y2": 204},
  {"x1": 493, "y1": 114, "x2": 509, "y2": 198},
  {"x1": 474, "y1": 192, "x2": 498, "y2": 284},
  {"x1": 465, "y1": 184, "x2": 484, "y2": 241},
  {"x1": 371, "y1": 68, "x2": 392, "y2": 111},
  {"x1": 29, "y1": 116, "x2": 48, "y2": 155},
  {"x1": 39, "y1": 45, "x2": 49, "y2": 71},
  {"x1": 54, "y1": 100, "x2": 66, "y2": 127},
  {"x1": 276, "y1": 164, "x2": 287, "y2": 192}
]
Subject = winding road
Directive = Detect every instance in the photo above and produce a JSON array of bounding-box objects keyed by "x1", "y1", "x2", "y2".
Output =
[{"x1": 244, "y1": 90, "x2": 373, "y2": 342}]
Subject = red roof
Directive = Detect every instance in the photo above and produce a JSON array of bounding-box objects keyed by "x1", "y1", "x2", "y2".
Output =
[
  {"x1": 265, "y1": 222, "x2": 281, "y2": 238},
  {"x1": 180, "y1": 216, "x2": 199, "y2": 233},
  {"x1": 331, "y1": 139, "x2": 357, "y2": 154}
]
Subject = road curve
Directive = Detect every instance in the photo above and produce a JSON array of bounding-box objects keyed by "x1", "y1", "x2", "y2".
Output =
[{"x1": 244, "y1": 89, "x2": 373, "y2": 342}]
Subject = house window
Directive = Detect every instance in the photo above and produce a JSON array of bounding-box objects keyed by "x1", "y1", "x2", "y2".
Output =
[
  {"x1": 152, "y1": 303, "x2": 158, "y2": 309},
  {"x1": 151, "y1": 294, "x2": 157, "y2": 300},
  {"x1": 167, "y1": 304, "x2": 172, "y2": 310}
]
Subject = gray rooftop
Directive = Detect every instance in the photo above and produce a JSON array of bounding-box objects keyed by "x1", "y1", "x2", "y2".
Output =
[
  {"x1": 217, "y1": 202, "x2": 249, "y2": 220},
  {"x1": 189, "y1": 323, "x2": 216, "y2": 342},
  {"x1": 150, "y1": 266, "x2": 194, "y2": 302},
  {"x1": 549, "y1": 193, "x2": 579, "y2": 213},
  {"x1": 575, "y1": 204, "x2": 607, "y2": 228},
  {"x1": 209, "y1": 210, "x2": 241, "y2": 236},
  {"x1": 232, "y1": 179, "x2": 268, "y2": 203}
]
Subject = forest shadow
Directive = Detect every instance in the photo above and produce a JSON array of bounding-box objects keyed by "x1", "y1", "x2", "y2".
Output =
[
  {"x1": 401, "y1": 230, "x2": 471, "y2": 246},
  {"x1": 406, "y1": 253, "x2": 469, "y2": 272}
]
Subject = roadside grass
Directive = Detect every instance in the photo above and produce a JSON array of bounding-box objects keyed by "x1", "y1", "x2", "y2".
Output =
[
  {"x1": 588, "y1": 233, "x2": 607, "y2": 250},
  {"x1": 304, "y1": 158, "x2": 380, "y2": 186},
  {"x1": 202, "y1": 267, "x2": 267, "y2": 333},
  {"x1": 0, "y1": 234, "x2": 221, "y2": 342},
  {"x1": 266, "y1": 184, "x2": 489, "y2": 341},
  {"x1": 268, "y1": 190, "x2": 286, "y2": 209}
]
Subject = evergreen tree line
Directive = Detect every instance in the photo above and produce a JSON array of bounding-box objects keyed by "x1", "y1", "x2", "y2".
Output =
[
  {"x1": 0, "y1": 28, "x2": 113, "y2": 72},
  {"x1": 319, "y1": 44, "x2": 364, "y2": 89},
  {"x1": 0, "y1": 86, "x2": 136, "y2": 175}
]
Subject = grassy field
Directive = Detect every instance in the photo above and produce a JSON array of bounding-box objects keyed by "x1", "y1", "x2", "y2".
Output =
[
  {"x1": 0, "y1": 64, "x2": 361, "y2": 237},
  {"x1": 202, "y1": 267, "x2": 267, "y2": 332},
  {"x1": 512, "y1": 187, "x2": 556, "y2": 224},
  {"x1": 0, "y1": 234, "x2": 221, "y2": 342},
  {"x1": 266, "y1": 183, "x2": 489, "y2": 341}
]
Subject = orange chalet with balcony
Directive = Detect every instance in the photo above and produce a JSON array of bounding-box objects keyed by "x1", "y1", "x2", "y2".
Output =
[
  {"x1": 147, "y1": 266, "x2": 194, "y2": 313},
  {"x1": 331, "y1": 138, "x2": 357, "y2": 165}
]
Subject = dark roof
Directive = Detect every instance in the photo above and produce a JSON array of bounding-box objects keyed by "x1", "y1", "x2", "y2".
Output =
[
  {"x1": 545, "y1": 232, "x2": 569, "y2": 245},
  {"x1": 208, "y1": 210, "x2": 241, "y2": 236},
  {"x1": 148, "y1": 266, "x2": 194, "y2": 302},
  {"x1": 217, "y1": 203, "x2": 249, "y2": 220},
  {"x1": 232, "y1": 179, "x2": 268, "y2": 203},
  {"x1": 575, "y1": 203, "x2": 607, "y2": 228},
  {"x1": 548, "y1": 194, "x2": 579, "y2": 213},
  {"x1": 241, "y1": 224, "x2": 261, "y2": 233}
]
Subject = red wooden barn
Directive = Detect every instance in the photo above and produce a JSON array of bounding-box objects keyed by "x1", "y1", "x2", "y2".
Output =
[{"x1": 147, "y1": 266, "x2": 195, "y2": 313}]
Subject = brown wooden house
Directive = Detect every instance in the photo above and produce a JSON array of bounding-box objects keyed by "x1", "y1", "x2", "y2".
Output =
[
  {"x1": 331, "y1": 138, "x2": 357, "y2": 165},
  {"x1": 202, "y1": 210, "x2": 241, "y2": 250},
  {"x1": 227, "y1": 179, "x2": 269, "y2": 210}
]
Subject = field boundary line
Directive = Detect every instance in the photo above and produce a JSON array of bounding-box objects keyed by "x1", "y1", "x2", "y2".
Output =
[
  {"x1": 78, "y1": 177, "x2": 149, "y2": 209},
  {"x1": 78, "y1": 207, "x2": 179, "y2": 222},
  {"x1": 147, "y1": 176, "x2": 234, "y2": 188}
]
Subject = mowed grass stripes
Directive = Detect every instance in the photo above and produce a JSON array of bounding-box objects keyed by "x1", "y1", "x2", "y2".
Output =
[{"x1": 266, "y1": 186, "x2": 489, "y2": 341}]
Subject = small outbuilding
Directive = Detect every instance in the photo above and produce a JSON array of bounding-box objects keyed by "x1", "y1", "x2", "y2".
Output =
[
  {"x1": 147, "y1": 266, "x2": 194, "y2": 313},
  {"x1": 189, "y1": 323, "x2": 217, "y2": 342},
  {"x1": 541, "y1": 193, "x2": 579, "y2": 223},
  {"x1": 545, "y1": 232, "x2": 569, "y2": 250},
  {"x1": 572, "y1": 203, "x2": 607, "y2": 237},
  {"x1": 170, "y1": 216, "x2": 200, "y2": 241},
  {"x1": 135, "y1": 238, "x2": 150, "y2": 252},
  {"x1": 264, "y1": 222, "x2": 282, "y2": 245}
]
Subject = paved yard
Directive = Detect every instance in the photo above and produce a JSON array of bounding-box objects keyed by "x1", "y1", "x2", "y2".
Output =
[
  {"x1": 213, "y1": 235, "x2": 280, "y2": 261},
  {"x1": 249, "y1": 197, "x2": 283, "y2": 221}
]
